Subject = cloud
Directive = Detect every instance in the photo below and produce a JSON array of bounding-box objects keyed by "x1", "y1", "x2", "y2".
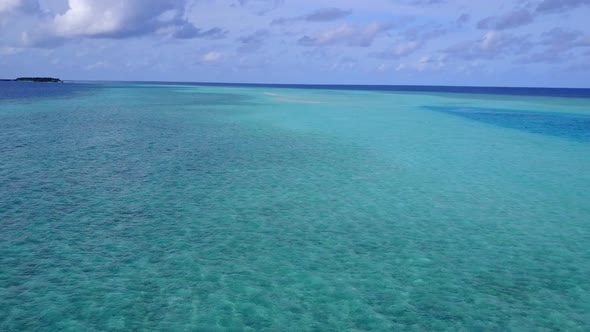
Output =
[
  {"x1": 272, "y1": 7, "x2": 351, "y2": 25},
  {"x1": 542, "y1": 28, "x2": 580, "y2": 50},
  {"x1": 201, "y1": 51, "x2": 224, "y2": 63},
  {"x1": 442, "y1": 31, "x2": 532, "y2": 60},
  {"x1": 536, "y1": 0, "x2": 590, "y2": 13},
  {"x1": 172, "y1": 24, "x2": 227, "y2": 39},
  {"x1": 541, "y1": 28, "x2": 590, "y2": 50},
  {"x1": 0, "y1": 0, "x2": 39, "y2": 14},
  {"x1": 298, "y1": 22, "x2": 392, "y2": 47},
  {"x1": 516, "y1": 28, "x2": 590, "y2": 64},
  {"x1": 456, "y1": 13, "x2": 470, "y2": 25},
  {"x1": 0, "y1": 46, "x2": 22, "y2": 55},
  {"x1": 480, "y1": 31, "x2": 527, "y2": 52},
  {"x1": 237, "y1": 29, "x2": 269, "y2": 52},
  {"x1": 304, "y1": 8, "x2": 351, "y2": 22},
  {"x1": 477, "y1": 9, "x2": 534, "y2": 30},
  {"x1": 404, "y1": 23, "x2": 448, "y2": 42},
  {"x1": 373, "y1": 41, "x2": 419, "y2": 58},
  {"x1": 52, "y1": 0, "x2": 187, "y2": 38},
  {"x1": 20, "y1": 30, "x2": 65, "y2": 48},
  {"x1": 516, "y1": 52, "x2": 563, "y2": 64},
  {"x1": 269, "y1": 17, "x2": 289, "y2": 25},
  {"x1": 7, "y1": 0, "x2": 226, "y2": 47},
  {"x1": 0, "y1": 0, "x2": 50, "y2": 47}
]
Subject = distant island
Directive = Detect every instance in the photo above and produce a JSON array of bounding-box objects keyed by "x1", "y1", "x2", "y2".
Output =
[{"x1": 13, "y1": 77, "x2": 63, "y2": 83}]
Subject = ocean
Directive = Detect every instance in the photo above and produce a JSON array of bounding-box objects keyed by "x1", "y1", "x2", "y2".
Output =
[{"x1": 1, "y1": 81, "x2": 589, "y2": 330}]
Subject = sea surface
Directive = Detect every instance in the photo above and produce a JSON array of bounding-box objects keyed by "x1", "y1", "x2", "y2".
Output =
[{"x1": 1, "y1": 81, "x2": 590, "y2": 331}]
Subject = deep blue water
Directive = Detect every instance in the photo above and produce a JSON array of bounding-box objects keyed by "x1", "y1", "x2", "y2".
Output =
[
  {"x1": 77, "y1": 81, "x2": 590, "y2": 98},
  {"x1": 426, "y1": 106, "x2": 590, "y2": 142},
  {"x1": 0, "y1": 81, "x2": 97, "y2": 101}
]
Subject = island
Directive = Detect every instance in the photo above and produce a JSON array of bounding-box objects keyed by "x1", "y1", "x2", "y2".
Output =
[{"x1": 15, "y1": 77, "x2": 63, "y2": 83}]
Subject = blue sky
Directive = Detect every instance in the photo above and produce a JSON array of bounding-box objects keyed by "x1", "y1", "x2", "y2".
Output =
[{"x1": 0, "y1": 0, "x2": 589, "y2": 87}]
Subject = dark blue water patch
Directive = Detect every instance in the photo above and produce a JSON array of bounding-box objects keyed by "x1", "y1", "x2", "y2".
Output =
[
  {"x1": 0, "y1": 81, "x2": 98, "y2": 102},
  {"x1": 76, "y1": 81, "x2": 590, "y2": 99},
  {"x1": 425, "y1": 106, "x2": 590, "y2": 142}
]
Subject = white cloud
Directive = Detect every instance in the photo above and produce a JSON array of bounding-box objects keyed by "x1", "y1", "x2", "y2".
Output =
[
  {"x1": 201, "y1": 51, "x2": 224, "y2": 63},
  {"x1": 4, "y1": 0, "x2": 224, "y2": 46},
  {"x1": 393, "y1": 41, "x2": 418, "y2": 55},
  {"x1": 52, "y1": 0, "x2": 183, "y2": 38},
  {"x1": 443, "y1": 31, "x2": 532, "y2": 61},
  {"x1": 374, "y1": 41, "x2": 419, "y2": 58},
  {"x1": 0, "y1": 0, "x2": 21, "y2": 12},
  {"x1": 298, "y1": 22, "x2": 392, "y2": 47},
  {"x1": 310, "y1": 24, "x2": 355, "y2": 45},
  {"x1": 481, "y1": 31, "x2": 502, "y2": 50}
]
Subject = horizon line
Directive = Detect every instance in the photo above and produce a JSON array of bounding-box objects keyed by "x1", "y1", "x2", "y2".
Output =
[{"x1": 62, "y1": 79, "x2": 590, "y2": 91}]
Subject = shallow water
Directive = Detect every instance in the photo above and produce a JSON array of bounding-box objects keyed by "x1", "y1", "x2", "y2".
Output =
[{"x1": 1, "y1": 82, "x2": 590, "y2": 330}]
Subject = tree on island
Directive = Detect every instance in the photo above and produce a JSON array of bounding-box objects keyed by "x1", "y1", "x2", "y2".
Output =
[{"x1": 15, "y1": 77, "x2": 63, "y2": 83}]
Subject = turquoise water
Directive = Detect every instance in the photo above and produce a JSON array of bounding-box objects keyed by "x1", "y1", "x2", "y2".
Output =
[{"x1": 1, "y1": 82, "x2": 590, "y2": 331}]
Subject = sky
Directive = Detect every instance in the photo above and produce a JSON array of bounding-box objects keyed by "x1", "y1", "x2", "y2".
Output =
[{"x1": 0, "y1": 0, "x2": 589, "y2": 87}]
